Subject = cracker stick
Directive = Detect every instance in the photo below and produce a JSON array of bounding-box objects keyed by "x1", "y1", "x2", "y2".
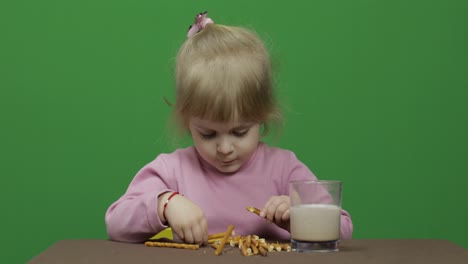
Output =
[
  {"x1": 260, "y1": 242, "x2": 269, "y2": 251},
  {"x1": 281, "y1": 243, "x2": 292, "y2": 252},
  {"x1": 230, "y1": 235, "x2": 241, "y2": 247},
  {"x1": 144, "y1": 241, "x2": 199, "y2": 250},
  {"x1": 207, "y1": 238, "x2": 221, "y2": 244},
  {"x1": 267, "y1": 244, "x2": 275, "y2": 252},
  {"x1": 252, "y1": 236, "x2": 259, "y2": 247},
  {"x1": 258, "y1": 244, "x2": 268, "y2": 256},
  {"x1": 239, "y1": 239, "x2": 248, "y2": 256},
  {"x1": 214, "y1": 224, "x2": 234, "y2": 256},
  {"x1": 246, "y1": 235, "x2": 252, "y2": 248},
  {"x1": 251, "y1": 243, "x2": 259, "y2": 255},
  {"x1": 210, "y1": 244, "x2": 219, "y2": 250},
  {"x1": 208, "y1": 232, "x2": 225, "y2": 240},
  {"x1": 245, "y1": 206, "x2": 261, "y2": 216},
  {"x1": 274, "y1": 242, "x2": 282, "y2": 252}
]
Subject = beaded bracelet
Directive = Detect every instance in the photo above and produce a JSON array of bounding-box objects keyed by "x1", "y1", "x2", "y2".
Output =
[{"x1": 162, "y1": 192, "x2": 180, "y2": 222}]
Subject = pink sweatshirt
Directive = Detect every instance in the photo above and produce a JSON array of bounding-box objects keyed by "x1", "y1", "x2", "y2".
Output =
[{"x1": 105, "y1": 142, "x2": 353, "y2": 242}]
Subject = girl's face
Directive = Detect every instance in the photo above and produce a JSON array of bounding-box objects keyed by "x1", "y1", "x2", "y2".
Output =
[{"x1": 189, "y1": 117, "x2": 261, "y2": 173}]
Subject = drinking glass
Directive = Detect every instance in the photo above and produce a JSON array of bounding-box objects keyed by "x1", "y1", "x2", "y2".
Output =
[{"x1": 290, "y1": 180, "x2": 342, "y2": 252}]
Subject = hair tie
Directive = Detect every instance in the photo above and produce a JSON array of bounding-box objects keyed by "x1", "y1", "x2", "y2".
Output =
[{"x1": 187, "y1": 11, "x2": 214, "y2": 38}]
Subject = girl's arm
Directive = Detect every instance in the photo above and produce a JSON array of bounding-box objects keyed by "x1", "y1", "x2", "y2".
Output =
[
  {"x1": 339, "y1": 209, "x2": 353, "y2": 239},
  {"x1": 105, "y1": 157, "x2": 176, "y2": 243}
]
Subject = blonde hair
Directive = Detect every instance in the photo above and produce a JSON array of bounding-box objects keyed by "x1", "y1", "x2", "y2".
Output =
[{"x1": 174, "y1": 24, "x2": 282, "y2": 134}]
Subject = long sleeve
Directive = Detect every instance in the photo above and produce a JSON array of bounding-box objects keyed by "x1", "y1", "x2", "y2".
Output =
[
  {"x1": 105, "y1": 156, "x2": 177, "y2": 242},
  {"x1": 339, "y1": 209, "x2": 353, "y2": 239}
]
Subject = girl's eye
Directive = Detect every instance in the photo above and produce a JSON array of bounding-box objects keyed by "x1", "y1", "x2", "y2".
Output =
[
  {"x1": 233, "y1": 129, "x2": 249, "y2": 137},
  {"x1": 200, "y1": 132, "x2": 216, "y2": 140}
]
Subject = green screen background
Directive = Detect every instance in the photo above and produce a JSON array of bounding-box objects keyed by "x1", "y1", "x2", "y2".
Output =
[{"x1": 1, "y1": 1, "x2": 467, "y2": 263}]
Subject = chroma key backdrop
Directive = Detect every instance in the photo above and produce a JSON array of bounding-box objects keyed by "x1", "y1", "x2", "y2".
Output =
[{"x1": 1, "y1": 1, "x2": 467, "y2": 263}]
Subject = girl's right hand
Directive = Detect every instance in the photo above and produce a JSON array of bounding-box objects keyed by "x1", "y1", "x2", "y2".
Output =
[{"x1": 159, "y1": 193, "x2": 208, "y2": 245}]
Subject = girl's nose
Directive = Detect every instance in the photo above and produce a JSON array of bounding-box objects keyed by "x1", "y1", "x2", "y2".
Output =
[{"x1": 217, "y1": 138, "x2": 234, "y2": 154}]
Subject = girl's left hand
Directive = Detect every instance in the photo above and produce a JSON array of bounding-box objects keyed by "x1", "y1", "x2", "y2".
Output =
[{"x1": 260, "y1": 195, "x2": 290, "y2": 231}]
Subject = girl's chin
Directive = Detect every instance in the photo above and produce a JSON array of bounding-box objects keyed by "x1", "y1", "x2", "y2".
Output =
[{"x1": 215, "y1": 163, "x2": 241, "y2": 173}]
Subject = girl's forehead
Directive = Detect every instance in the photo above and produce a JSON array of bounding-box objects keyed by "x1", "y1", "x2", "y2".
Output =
[{"x1": 189, "y1": 116, "x2": 254, "y2": 130}]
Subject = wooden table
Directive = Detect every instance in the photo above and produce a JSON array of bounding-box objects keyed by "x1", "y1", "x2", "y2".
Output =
[{"x1": 28, "y1": 239, "x2": 467, "y2": 264}]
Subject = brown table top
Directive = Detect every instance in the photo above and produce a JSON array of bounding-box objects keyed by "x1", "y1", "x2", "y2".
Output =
[{"x1": 28, "y1": 239, "x2": 467, "y2": 264}]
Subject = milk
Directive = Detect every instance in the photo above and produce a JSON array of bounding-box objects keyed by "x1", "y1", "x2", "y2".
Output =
[{"x1": 290, "y1": 204, "x2": 341, "y2": 242}]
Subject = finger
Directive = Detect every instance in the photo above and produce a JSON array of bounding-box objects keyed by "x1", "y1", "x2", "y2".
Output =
[
  {"x1": 266, "y1": 199, "x2": 282, "y2": 222},
  {"x1": 260, "y1": 196, "x2": 276, "y2": 217},
  {"x1": 201, "y1": 218, "x2": 209, "y2": 244},
  {"x1": 274, "y1": 202, "x2": 289, "y2": 224},
  {"x1": 260, "y1": 203, "x2": 270, "y2": 218},
  {"x1": 173, "y1": 226, "x2": 185, "y2": 242},
  {"x1": 183, "y1": 226, "x2": 194, "y2": 244},
  {"x1": 281, "y1": 207, "x2": 291, "y2": 222},
  {"x1": 191, "y1": 223, "x2": 204, "y2": 245}
]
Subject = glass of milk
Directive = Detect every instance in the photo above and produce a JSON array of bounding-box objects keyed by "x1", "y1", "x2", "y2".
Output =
[{"x1": 289, "y1": 180, "x2": 342, "y2": 252}]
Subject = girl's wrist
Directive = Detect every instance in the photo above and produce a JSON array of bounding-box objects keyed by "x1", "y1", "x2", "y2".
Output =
[
  {"x1": 158, "y1": 191, "x2": 180, "y2": 224},
  {"x1": 158, "y1": 192, "x2": 172, "y2": 223}
]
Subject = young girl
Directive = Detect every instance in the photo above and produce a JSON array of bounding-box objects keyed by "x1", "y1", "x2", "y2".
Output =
[{"x1": 105, "y1": 12, "x2": 353, "y2": 244}]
